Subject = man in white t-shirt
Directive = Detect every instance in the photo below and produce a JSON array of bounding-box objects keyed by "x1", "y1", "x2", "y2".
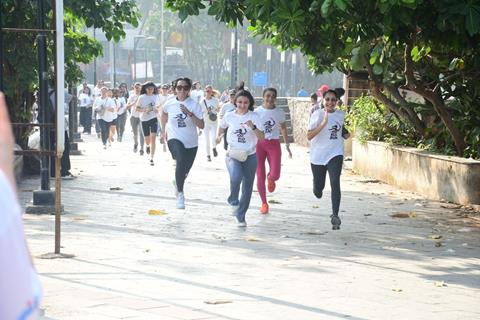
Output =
[
  {"x1": 0, "y1": 92, "x2": 42, "y2": 320},
  {"x1": 127, "y1": 82, "x2": 145, "y2": 155}
]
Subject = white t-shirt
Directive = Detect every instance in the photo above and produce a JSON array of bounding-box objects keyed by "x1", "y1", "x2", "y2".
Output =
[
  {"x1": 115, "y1": 97, "x2": 127, "y2": 115},
  {"x1": 92, "y1": 86, "x2": 102, "y2": 99},
  {"x1": 163, "y1": 97, "x2": 203, "y2": 148},
  {"x1": 200, "y1": 97, "x2": 220, "y2": 123},
  {"x1": 128, "y1": 94, "x2": 141, "y2": 118},
  {"x1": 94, "y1": 97, "x2": 116, "y2": 122},
  {"x1": 78, "y1": 93, "x2": 93, "y2": 108},
  {"x1": 137, "y1": 94, "x2": 157, "y2": 122},
  {"x1": 0, "y1": 170, "x2": 42, "y2": 320},
  {"x1": 220, "y1": 102, "x2": 235, "y2": 119},
  {"x1": 220, "y1": 111, "x2": 263, "y2": 155},
  {"x1": 308, "y1": 109, "x2": 345, "y2": 165},
  {"x1": 190, "y1": 89, "x2": 203, "y2": 104},
  {"x1": 156, "y1": 95, "x2": 169, "y2": 109},
  {"x1": 254, "y1": 106, "x2": 286, "y2": 140}
]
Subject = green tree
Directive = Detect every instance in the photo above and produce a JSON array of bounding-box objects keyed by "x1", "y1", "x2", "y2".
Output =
[
  {"x1": 2, "y1": 0, "x2": 139, "y2": 147},
  {"x1": 165, "y1": 0, "x2": 480, "y2": 157}
]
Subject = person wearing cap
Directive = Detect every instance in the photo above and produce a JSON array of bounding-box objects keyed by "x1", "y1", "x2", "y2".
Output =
[
  {"x1": 316, "y1": 84, "x2": 330, "y2": 105},
  {"x1": 219, "y1": 89, "x2": 236, "y2": 150}
]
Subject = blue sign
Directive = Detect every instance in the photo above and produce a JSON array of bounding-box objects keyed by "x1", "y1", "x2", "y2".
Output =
[{"x1": 252, "y1": 72, "x2": 268, "y2": 87}]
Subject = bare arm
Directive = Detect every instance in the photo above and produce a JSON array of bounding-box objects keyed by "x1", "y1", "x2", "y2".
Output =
[
  {"x1": 280, "y1": 122, "x2": 292, "y2": 158},
  {"x1": 216, "y1": 127, "x2": 225, "y2": 145}
]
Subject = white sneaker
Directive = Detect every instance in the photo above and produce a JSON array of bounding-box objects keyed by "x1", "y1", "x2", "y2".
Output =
[
  {"x1": 237, "y1": 221, "x2": 247, "y2": 228},
  {"x1": 176, "y1": 192, "x2": 185, "y2": 209},
  {"x1": 231, "y1": 205, "x2": 239, "y2": 216}
]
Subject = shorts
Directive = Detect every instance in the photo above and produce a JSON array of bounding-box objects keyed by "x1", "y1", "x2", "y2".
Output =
[
  {"x1": 111, "y1": 118, "x2": 117, "y2": 126},
  {"x1": 142, "y1": 118, "x2": 158, "y2": 136}
]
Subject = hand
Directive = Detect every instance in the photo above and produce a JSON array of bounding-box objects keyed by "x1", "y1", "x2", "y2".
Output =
[
  {"x1": 160, "y1": 132, "x2": 166, "y2": 144},
  {"x1": 215, "y1": 136, "x2": 222, "y2": 145},
  {"x1": 0, "y1": 92, "x2": 15, "y2": 190},
  {"x1": 180, "y1": 104, "x2": 191, "y2": 116},
  {"x1": 245, "y1": 120, "x2": 255, "y2": 129},
  {"x1": 286, "y1": 144, "x2": 293, "y2": 159}
]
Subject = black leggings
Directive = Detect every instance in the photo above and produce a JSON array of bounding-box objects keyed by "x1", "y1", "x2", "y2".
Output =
[
  {"x1": 310, "y1": 155, "x2": 343, "y2": 216},
  {"x1": 167, "y1": 139, "x2": 198, "y2": 193}
]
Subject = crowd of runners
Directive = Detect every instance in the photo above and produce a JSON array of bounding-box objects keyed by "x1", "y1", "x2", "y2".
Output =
[{"x1": 77, "y1": 78, "x2": 349, "y2": 230}]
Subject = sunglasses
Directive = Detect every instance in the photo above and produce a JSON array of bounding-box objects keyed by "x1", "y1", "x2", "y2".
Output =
[
  {"x1": 176, "y1": 85, "x2": 191, "y2": 91},
  {"x1": 324, "y1": 98, "x2": 337, "y2": 102}
]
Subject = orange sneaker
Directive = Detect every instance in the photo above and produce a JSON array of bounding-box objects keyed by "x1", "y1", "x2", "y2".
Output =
[
  {"x1": 267, "y1": 178, "x2": 276, "y2": 193},
  {"x1": 260, "y1": 203, "x2": 269, "y2": 214}
]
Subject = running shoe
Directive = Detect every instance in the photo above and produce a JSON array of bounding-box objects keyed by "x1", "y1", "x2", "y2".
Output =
[
  {"x1": 231, "y1": 204, "x2": 239, "y2": 216},
  {"x1": 133, "y1": 144, "x2": 138, "y2": 153},
  {"x1": 260, "y1": 203, "x2": 269, "y2": 214},
  {"x1": 176, "y1": 192, "x2": 185, "y2": 209},
  {"x1": 330, "y1": 214, "x2": 341, "y2": 230},
  {"x1": 140, "y1": 149, "x2": 144, "y2": 156},
  {"x1": 237, "y1": 221, "x2": 247, "y2": 228},
  {"x1": 146, "y1": 146, "x2": 150, "y2": 154},
  {"x1": 267, "y1": 178, "x2": 276, "y2": 193},
  {"x1": 213, "y1": 148, "x2": 218, "y2": 157},
  {"x1": 150, "y1": 159, "x2": 154, "y2": 166},
  {"x1": 207, "y1": 155, "x2": 212, "y2": 162}
]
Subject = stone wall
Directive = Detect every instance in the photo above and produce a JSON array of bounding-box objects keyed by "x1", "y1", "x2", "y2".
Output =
[
  {"x1": 353, "y1": 140, "x2": 480, "y2": 205},
  {"x1": 287, "y1": 98, "x2": 311, "y2": 147}
]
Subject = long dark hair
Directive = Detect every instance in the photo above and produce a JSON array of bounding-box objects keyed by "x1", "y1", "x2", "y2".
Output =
[
  {"x1": 234, "y1": 82, "x2": 255, "y2": 111},
  {"x1": 140, "y1": 81, "x2": 158, "y2": 95}
]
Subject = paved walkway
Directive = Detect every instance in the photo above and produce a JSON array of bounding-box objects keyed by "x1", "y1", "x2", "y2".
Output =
[{"x1": 19, "y1": 128, "x2": 480, "y2": 320}]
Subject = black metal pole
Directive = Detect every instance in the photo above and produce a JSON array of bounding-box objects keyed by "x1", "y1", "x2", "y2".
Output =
[{"x1": 37, "y1": 0, "x2": 50, "y2": 191}]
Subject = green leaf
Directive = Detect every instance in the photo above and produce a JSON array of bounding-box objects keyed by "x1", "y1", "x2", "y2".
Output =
[
  {"x1": 321, "y1": 0, "x2": 333, "y2": 17},
  {"x1": 465, "y1": 5, "x2": 480, "y2": 36},
  {"x1": 334, "y1": 0, "x2": 347, "y2": 11}
]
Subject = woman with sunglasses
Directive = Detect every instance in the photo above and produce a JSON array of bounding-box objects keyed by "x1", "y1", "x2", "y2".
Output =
[
  {"x1": 161, "y1": 77, "x2": 204, "y2": 209},
  {"x1": 136, "y1": 82, "x2": 159, "y2": 166},
  {"x1": 216, "y1": 87, "x2": 264, "y2": 227},
  {"x1": 254, "y1": 87, "x2": 292, "y2": 214},
  {"x1": 307, "y1": 89, "x2": 350, "y2": 230}
]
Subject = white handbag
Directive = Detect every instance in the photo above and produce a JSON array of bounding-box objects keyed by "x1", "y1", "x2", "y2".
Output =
[{"x1": 227, "y1": 148, "x2": 249, "y2": 162}]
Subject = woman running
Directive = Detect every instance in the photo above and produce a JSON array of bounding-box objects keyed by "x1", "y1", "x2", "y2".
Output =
[
  {"x1": 94, "y1": 87, "x2": 116, "y2": 149},
  {"x1": 127, "y1": 83, "x2": 145, "y2": 155},
  {"x1": 254, "y1": 87, "x2": 292, "y2": 214},
  {"x1": 216, "y1": 87, "x2": 264, "y2": 227},
  {"x1": 307, "y1": 89, "x2": 350, "y2": 230},
  {"x1": 161, "y1": 77, "x2": 204, "y2": 209},
  {"x1": 136, "y1": 82, "x2": 159, "y2": 166},
  {"x1": 114, "y1": 87, "x2": 128, "y2": 142},
  {"x1": 201, "y1": 85, "x2": 220, "y2": 161},
  {"x1": 106, "y1": 89, "x2": 117, "y2": 146}
]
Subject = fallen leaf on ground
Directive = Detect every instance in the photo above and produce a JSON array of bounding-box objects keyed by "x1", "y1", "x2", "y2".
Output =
[
  {"x1": 364, "y1": 213, "x2": 372, "y2": 216},
  {"x1": 148, "y1": 209, "x2": 167, "y2": 215},
  {"x1": 434, "y1": 281, "x2": 447, "y2": 287},
  {"x1": 246, "y1": 236, "x2": 261, "y2": 242},
  {"x1": 435, "y1": 242, "x2": 443, "y2": 247},
  {"x1": 428, "y1": 234, "x2": 442, "y2": 240},
  {"x1": 287, "y1": 256, "x2": 302, "y2": 260},
  {"x1": 268, "y1": 199, "x2": 282, "y2": 204},
  {"x1": 109, "y1": 187, "x2": 123, "y2": 191},
  {"x1": 392, "y1": 288, "x2": 403, "y2": 292},
  {"x1": 390, "y1": 211, "x2": 416, "y2": 218},
  {"x1": 204, "y1": 300, "x2": 232, "y2": 305},
  {"x1": 312, "y1": 205, "x2": 319, "y2": 208}
]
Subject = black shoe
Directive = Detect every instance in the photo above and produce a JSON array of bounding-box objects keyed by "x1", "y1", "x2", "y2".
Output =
[
  {"x1": 133, "y1": 144, "x2": 138, "y2": 153},
  {"x1": 330, "y1": 214, "x2": 341, "y2": 230},
  {"x1": 140, "y1": 149, "x2": 144, "y2": 156},
  {"x1": 213, "y1": 148, "x2": 218, "y2": 157},
  {"x1": 207, "y1": 155, "x2": 212, "y2": 162},
  {"x1": 146, "y1": 146, "x2": 150, "y2": 154},
  {"x1": 150, "y1": 159, "x2": 154, "y2": 166}
]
